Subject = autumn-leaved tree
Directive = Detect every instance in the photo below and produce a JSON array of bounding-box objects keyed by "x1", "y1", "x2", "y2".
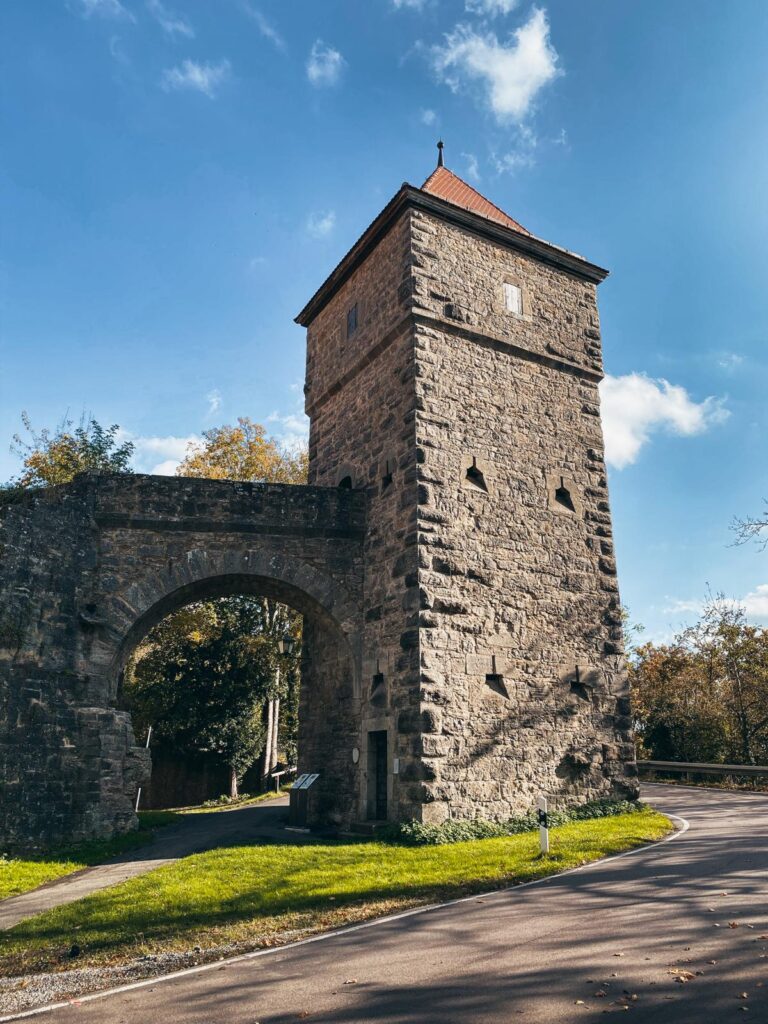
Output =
[
  {"x1": 177, "y1": 417, "x2": 307, "y2": 484},
  {"x1": 630, "y1": 595, "x2": 768, "y2": 765},
  {"x1": 124, "y1": 418, "x2": 307, "y2": 799},
  {"x1": 8, "y1": 412, "x2": 134, "y2": 488}
]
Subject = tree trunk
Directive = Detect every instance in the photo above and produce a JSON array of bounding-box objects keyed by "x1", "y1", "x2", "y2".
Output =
[
  {"x1": 271, "y1": 696, "x2": 280, "y2": 770},
  {"x1": 230, "y1": 766, "x2": 239, "y2": 800},
  {"x1": 262, "y1": 697, "x2": 274, "y2": 783}
]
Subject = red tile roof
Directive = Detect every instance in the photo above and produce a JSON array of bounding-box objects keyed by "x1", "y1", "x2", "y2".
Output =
[{"x1": 421, "y1": 166, "x2": 530, "y2": 235}]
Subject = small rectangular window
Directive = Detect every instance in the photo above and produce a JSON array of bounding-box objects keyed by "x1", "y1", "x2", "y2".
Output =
[
  {"x1": 346, "y1": 303, "x2": 358, "y2": 338},
  {"x1": 503, "y1": 282, "x2": 522, "y2": 315}
]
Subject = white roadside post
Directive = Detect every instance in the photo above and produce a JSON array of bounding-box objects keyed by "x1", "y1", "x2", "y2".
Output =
[{"x1": 537, "y1": 795, "x2": 550, "y2": 855}]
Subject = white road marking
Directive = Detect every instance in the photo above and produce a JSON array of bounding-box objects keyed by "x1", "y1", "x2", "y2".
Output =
[{"x1": 0, "y1": 813, "x2": 690, "y2": 1023}]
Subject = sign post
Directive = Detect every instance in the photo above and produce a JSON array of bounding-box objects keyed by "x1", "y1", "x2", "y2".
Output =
[{"x1": 537, "y1": 795, "x2": 549, "y2": 855}]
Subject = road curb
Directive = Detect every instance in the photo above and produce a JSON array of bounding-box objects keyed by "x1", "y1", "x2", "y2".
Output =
[{"x1": 0, "y1": 812, "x2": 688, "y2": 1023}]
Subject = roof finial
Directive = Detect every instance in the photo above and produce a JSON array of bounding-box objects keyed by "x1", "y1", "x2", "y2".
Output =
[{"x1": 437, "y1": 139, "x2": 444, "y2": 168}]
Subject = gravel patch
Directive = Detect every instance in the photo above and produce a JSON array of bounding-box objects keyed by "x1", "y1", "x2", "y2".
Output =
[{"x1": 0, "y1": 936, "x2": 309, "y2": 1016}]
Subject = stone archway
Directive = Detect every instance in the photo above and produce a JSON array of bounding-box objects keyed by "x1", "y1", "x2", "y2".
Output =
[{"x1": 0, "y1": 474, "x2": 366, "y2": 848}]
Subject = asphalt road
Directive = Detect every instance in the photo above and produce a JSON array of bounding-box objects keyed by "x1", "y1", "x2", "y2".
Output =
[
  {"x1": 16, "y1": 785, "x2": 768, "y2": 1023},
  {"x1": 0, "y1": 797, "x2": 293, "y2": 931}
]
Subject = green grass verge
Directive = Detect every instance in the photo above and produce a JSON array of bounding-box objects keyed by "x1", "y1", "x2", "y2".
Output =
[
  {"x1": 177, "y1": 786, "x2": 291, "y2": 814},
  {"x1": 0, "y1": 812, "x2": 182, "y2": 903},
  {"x1": 0, "y1": 806, "x2": 672, "y2": 976}
]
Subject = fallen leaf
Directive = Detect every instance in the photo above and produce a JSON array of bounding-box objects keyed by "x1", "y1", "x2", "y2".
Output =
[
  {"x1": 729, "y1": 922, "x2": 740, "y2": 929},
  {"x1": 344, "y1": 979, "x2": 358, "y2": 985},
  {"x1": 575, "y1": 1000, "x2": 585, "y2": 1005}
]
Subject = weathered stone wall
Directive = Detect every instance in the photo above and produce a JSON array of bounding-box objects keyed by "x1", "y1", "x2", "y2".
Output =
[
  {"x1": 302, "y1": 200, "x2": 636, "y2": 825},
  {"x1": 405, "y1": 210, "x2": 636, "y2": 820},
  {"x1": 0, "y1": 476, "x2": 366, "y2": 848},
  {"x1": 1, "y1": 179, "x2": 636, "y2": 847},
  {"x1": 305, "y1": 209, "x2": 423, "y2": 821}
]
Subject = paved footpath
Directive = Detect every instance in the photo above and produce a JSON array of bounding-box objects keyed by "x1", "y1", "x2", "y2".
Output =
[
  {"x1": 6, "y1": 785, "x2": 768, "y2": 1023},
  {"x1": 0, "y1": 797, "x2": 291, "y2": 931}
]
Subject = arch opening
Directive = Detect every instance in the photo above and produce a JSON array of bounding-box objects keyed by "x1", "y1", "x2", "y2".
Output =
[{"x1": 112, "y1": 570, "x2": 360, "y2": 820}]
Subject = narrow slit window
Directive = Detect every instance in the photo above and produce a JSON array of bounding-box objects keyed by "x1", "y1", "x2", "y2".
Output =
[
  {"x1": 346, "y1": 303, "x2": 358, "y2": 339},
  {"x1": 503, "y1": 282, "x2": 522, "y2": 315},
  {"x1": 465, "y1": 457, "x2": 488, "y2": 493},
  {"x1": 381, "y1": 458, "x2": 394, "y2": 491},
  {"x1": 555, "y1": 477, "x2": 576, "y2": 512},
  {"x1": 485, "y1": 673, "x2": 509, "y2": 698}
]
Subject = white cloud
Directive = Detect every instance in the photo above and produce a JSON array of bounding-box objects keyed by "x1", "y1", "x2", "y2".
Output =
[
  {"x1": 205, "y1": 389, "x2": 222, "y2": 418},
  {"x1": 492, "y1": 121, "x2": 537, "y2": 173},
  {"x1": 161, "y1": 59, "x2": 230, "y2": 97},
  {"x1": 718, "y1": 351, "x2": 744, "y2": 372},
  {"x1": 742, "y1": 584, "x2": 768, "y2": 622},
  {"x1": 146, "y1": 0, "x2": 193, "y2": 38},
  {"x1": 665, "y1": 587, "x2": 768, "y2": 626},
  {"x1": 306, "y1": 210, "x2": 336, "y2": 239},
  {"x1": 462, "y1": 151, "x2": 480, "y2": 181},
  {"x1": 663, "y1": 598, "x2": 705, "y2": 617},
  {"x1": 432, "y1": 8, "x2": 560, "y2": 123},
  {"x1": 125, "y1": 433, "x2": 200, "y2": 475},
  {"x1": 267, "y1": 410, "x2": 309, "y2": 450},
  {"x1": 240, "y1": 2, "x2": 285, "y2": 51},
  {"x1": 74, "y1": 0, "x2": 135, "y2": 21},
  {"x1": 599, "y1": 373, "x2": 729, "y2": 469},
  {"x1": 465, "y1": 0, "x2": 520, "y2": 15},
  {"x1": 492, "y1": 148, "x2": 535, "y2": 173},
  {"x1": 307, "y1": 40, "x2": 345, "y2": 87},
  {"x1": 421, "y1": 108, "x2": 437, "y2": 126},
  {"x1": 393, "y1": 0, "x2": 428, "y2": 10}
]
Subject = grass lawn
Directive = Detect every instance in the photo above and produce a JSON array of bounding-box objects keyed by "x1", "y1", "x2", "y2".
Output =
[
  {"x1": 0, "y1": 806, "x2": 672, "y2": 977},
  {"x1": 0, "y1": 811, "x2": 181, "y2": 903},
  {"x1": 176, "y1": 786, "x2": 292, "y2": 814}
]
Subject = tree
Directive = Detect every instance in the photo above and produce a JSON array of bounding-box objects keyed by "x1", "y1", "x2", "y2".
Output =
[
  {"x1": 733, "y1": 502, "x2": 768, "y2": 549},
  {"x1": 124, "y1": 598, "x2": 301, "y2": 797},
  {"x1": 175, "y1": 416, "x2": 307, "y2": 785},
  {"x1": 177, "y1": 417, "x2": 307, "y2": 484},
  {"x1": 9, "y1": 412, "x2": 134, "y2": 488},
  {"x1": 630, "y1": 594, "x2": 768, "y2": 765}
]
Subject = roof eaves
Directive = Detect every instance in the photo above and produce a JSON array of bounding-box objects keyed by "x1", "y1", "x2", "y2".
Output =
[{"x1": 295, "y1": 184, "x2": 609, "y2": 326}]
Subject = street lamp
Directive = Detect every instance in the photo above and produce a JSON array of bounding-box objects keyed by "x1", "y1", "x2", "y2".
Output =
[{"x1": 278, "y1": 636, "x2": 295, "y2": 656}]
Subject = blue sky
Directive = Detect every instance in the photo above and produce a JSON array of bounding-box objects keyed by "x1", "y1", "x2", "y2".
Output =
[{"x1": 2, "y1": 0, "x2": 767, "y2": 640}]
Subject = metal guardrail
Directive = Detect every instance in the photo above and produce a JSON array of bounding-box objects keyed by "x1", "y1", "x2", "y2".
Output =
[{"x1": 637, "y1": 759, "x2": 768, "y2": 778}]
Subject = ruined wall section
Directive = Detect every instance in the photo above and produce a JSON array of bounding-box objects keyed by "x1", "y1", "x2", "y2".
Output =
[
  {"x1": 304, "y1": 209, "x2": 423, "y2": 821},
  {"x1": 407, "y1": 209, "x2": 636, "y2": 822},
  {"x1": 0, "y1": 484, "x2": 148, "y2": 849},
  {"x1": 0, "y1": 476, "x2": 366, "y2": 847}
]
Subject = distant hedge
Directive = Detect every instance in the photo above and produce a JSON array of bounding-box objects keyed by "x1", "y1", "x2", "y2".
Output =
[{"x1": 380, "y1": 798, "x2": 645, "y2": 846}]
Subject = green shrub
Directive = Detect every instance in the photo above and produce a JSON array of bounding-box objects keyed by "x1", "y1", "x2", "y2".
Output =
[{"x1": 381, "y1": 798, "x2": 644, "y2": 846}]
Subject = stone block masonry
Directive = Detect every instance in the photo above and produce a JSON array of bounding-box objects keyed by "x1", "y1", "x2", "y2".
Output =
[
  {"x1": 298, "y1": 170, "x2": 637, "y2": 826},
  {"x1": 0, "y1": 477, "x2": 366, "y2": 848},
  {"x1": 0, "y1": 165, "x2": 636, "y2": 847}
]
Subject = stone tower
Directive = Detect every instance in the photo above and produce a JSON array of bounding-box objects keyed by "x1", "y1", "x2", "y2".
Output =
[{"x1": 297, "y1": 157, "x2": 637, "y2": 825}]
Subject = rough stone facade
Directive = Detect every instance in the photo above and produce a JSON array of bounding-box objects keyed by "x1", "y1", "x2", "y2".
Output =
[
  {"x1": 298, "y1": 179, "x2": 637, "y2": 824},
  {"x1": 0, "y1": 169, "x2": 637, "y2": 848},
  {"x1": 0, "y1": 477, "x2": 365, "y2": 847}
]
